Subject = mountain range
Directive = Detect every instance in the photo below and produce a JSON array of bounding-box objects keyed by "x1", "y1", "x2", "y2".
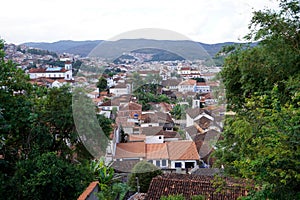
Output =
[{"x1": 23, "y1": 39, "x2": 237, "y2": 60}]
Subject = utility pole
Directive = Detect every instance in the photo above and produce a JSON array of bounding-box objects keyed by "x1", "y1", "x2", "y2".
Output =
[{"x1": 136, "y1": 176, "x2": 140, "y2": 193}]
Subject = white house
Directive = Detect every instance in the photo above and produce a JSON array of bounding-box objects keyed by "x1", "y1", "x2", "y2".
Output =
[
  {"x1": 194, "y1": 82, "x2": 210, "y2": 93},
  {"x1": 109, "y1": 83, "x2": 131, "y2": 96},
  {"x1": 28, "y1": 62, "x2": 73, "y2": 81},
  {"x1": 178, "y1": 79, "x2": 196, "y2": 93},
  {"x1": 186, "y1": 108, "x2": 214, "y2": 127},
  {"x1": 113, "y1": 140, "x2": 199, "y2": 169}
]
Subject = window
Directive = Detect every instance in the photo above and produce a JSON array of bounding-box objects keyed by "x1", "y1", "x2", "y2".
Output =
[
  {"x1": 148, "y1": 160, "x2": 153, "y2": 164},
  {"x1": 162, "y1": 160, "x2": 167, "y2": 167},
  {"x1": 175, "y1": 162, "x2": 182, "y2": 168},
  {"x1": 156, "y1": 160, "x2": 160, "y2": 167}
]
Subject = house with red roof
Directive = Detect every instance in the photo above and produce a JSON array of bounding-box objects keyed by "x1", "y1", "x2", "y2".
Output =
[{"x1": 113, "y1": 140, "x2": 199, "y2": 171}]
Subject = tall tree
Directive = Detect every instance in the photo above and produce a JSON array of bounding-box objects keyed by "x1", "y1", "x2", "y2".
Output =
[
  {"x1": 0, "y1": 39, "x2": 34, "y2": 172},
  {"x1": 97, "y1": 76, "x2": 107, "y2": 95},
  {"x1": 215, "y1": 0, "x2": 300, "y2": 199},
  {"x1": 8, "y1": 152, "x2": 93, "y2": 200},
  {"x1": 0, "y1": 40, "x2": 95, "y2": 199}
]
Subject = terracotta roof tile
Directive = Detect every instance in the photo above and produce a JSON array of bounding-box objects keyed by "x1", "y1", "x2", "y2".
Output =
[
  {"x1": 140, "y1": 126, "x2": 164, "y2": 136},
  {"x1": 178, "y1": 79, "x2": 196, "y2": 86},
  {"x1": 191, "y1": 168, "x2": 223, "y2": 176},
  {"x1": 115, "y1": 142, "x2": 145, "y2": 159},
  {"x1": 146, "y1": 174, "x2": 250, "y2": 200},
  {"x1": 196, "y1": 82, "x2": 208, "y2": 86},
  {"x1": 167, "y1": 141, "x2": 199, "y2": 160},
  {"x1": 129, "y1": 134, "x2": 146, "y2": 142},
  {"x1": 185, "y1": 125, "x2": 202, "y2": 139},
  {"x1": 156, "y1": 130, "x2": 181, "y2": 139},
  {"x1": 161, "y1": 79, "x2": 182, "y2": 87},
  {"x1": 77, "y1": 181, "x2": 98, "y2": 200},
  {"x1": 120, "y1": 102, "x2": 142, "y2": 111},
  {"x1": 194, "y1": 116, "x2": 212, "y2": 130},
  {"x1": 142, "y1": 112, "x2": 173, "y2": 124},
  {"x1": 146, "y1": 143, "x2": 169, "y2": 160},
  {"x1": 186, "y1": 108, "x2": 211, "y2": 119}
]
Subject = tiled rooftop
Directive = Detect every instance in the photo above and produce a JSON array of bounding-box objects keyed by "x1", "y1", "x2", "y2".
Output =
[
  {"x1": 114, "y1": 140, "x2": 199, "y2": 162},
  {"x1": 167, "y1": 141, "x2": 199, "y2": 160},
  {"x1": 115, "y1": 142, "x2": 146, "y2": 159},
  {"x1": 146, "y1": 174, "x2": 250, "y2": 200},
  {"x1": 186, "y1": 107, "x2": 211, "y2": 119},
  {"x1": 146, "y1": 143, "x2": 169, "y2": 160}
]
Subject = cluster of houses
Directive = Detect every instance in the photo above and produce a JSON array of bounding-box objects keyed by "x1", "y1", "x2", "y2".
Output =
[
  {"x1": 104, "y1": 98, "x2": 224, "y2": 173},
  {"x1": 4, "y1": 43, "x2": 76, "y2": 88},
  {"x1": 8, "y1": 43, "x2": 227, "y2": 181},
  {"x1": 90, "y1": 66, "x2": 225, "y2": 173},
  {"x1": 27, "y1": 59, "x2": 74, "y2": 87}
]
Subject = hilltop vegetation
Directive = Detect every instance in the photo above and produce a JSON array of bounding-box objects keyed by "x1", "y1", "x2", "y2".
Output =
[{"x1": 24, "y1": 39, "x2": 237, "y2": 60}]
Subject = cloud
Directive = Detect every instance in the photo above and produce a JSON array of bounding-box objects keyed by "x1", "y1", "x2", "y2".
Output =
[{"x1": 0, "y1": 0, "x2": 279, "y2": 44}]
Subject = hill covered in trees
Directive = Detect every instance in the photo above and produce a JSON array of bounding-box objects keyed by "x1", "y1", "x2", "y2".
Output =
[{"x1": 23, "y1": 39, "x2": 237, "y2": 59}]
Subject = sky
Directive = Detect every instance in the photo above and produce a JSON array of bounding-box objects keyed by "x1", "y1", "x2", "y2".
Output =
[{"x1": 0, "y1": 0, "x2": 280, "y2": 44}]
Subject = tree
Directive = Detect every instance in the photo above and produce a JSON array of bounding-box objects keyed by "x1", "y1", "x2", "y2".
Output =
[
  {"x1": 72, "y1": 88, "x2": 111, "y2": 157},
  {"x1": 0, "y1": 39, "x2": 35, "y2": 175},
  {"x1": 128, "y1": 161, "x2": 162, "y2": 193},
  {"x1": 0, "y1": 40, "x2": 95, "y2": 199},
  {"x1": 91, "y1": 158, "x2": 130, "y2": 200},
  {"x1": 215, "y1": 88, "x2": 300, "y2": 199},
  {"x1": 97, "y1": 76, "x2": 107, "y2": 95},
  {"x1": 170, "y1": 104, "x2": 188, "y2": 120},
  {"x1": 97, "y1": 114, "x2": 113, "y2": 138},
  {"x1": 215, "y1": 0, "x2": 300, "y2": 198},
  {"x1": 221, "y1": 0, "x2": 300, "y2": 111},
  {"x1": 7, "y1": 152, "x2": 93, "y2": 200},
  {"x1": 42, "y1": 85, "x2": 77, "y2": 154}
]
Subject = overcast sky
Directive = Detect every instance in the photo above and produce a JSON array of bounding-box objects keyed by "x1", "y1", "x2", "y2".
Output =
[{"x1": 0, "y1": 0, "x2": 279, "y2": 44}]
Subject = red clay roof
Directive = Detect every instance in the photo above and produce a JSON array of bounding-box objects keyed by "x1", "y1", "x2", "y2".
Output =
[
  {"x1": 115, "y1": 140, "x2": 199, "y2": 161},
  {"x1": 120, "y1": 102, "x2": 142, "y2": 111},
  {"x1": 29, "y1": 67, "x2": 68, "y2": 73},
  {"x1": 129, "y1": 134, "x2": 146, "y2": 142},
  {"x1": 180, "y1": 67, "x2": 191, "y2": 70},
  {"x1": 29, "y1": 68, "x2": 46, "y2": 73},
  {"x1": 196, "y1": 82, "x2": 208, "y2": 86},
  {"x1": 146, "y1": 143, "x2": 169, "y2": 160},
  {"x1": 77, "y1": 181, "x2": 98, "y2": 200},
  {"x1": 178, "y1": 79, "x2": 196, "y2": 86},
  {"x1": 167, "y1": 141, "x2": 199, "y2": 160},
  {"x1": 156, "y1": 130, "x2": 181, "y2": 139},
  {"x1": 146, "y1": 174, "x2": 250, "y2": 200},
  {"x1": 186, "y1": 108, "x2": 211, "y2": 119},
  {"x1": 115, "y1": 142, "x2": 145, "y2": 159}
]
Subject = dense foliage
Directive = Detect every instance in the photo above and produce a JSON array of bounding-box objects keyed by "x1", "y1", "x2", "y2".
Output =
[
  {"x1": 128, "y1": 161, "x2": 162, "y2": 193},
  {"x1": 214, "y1": 0, "x2": 300, "y2": 199},
  {"x1": 97, "y1": 75, "x2": 108, "y2": 93},
  {"x1": 133, "y1": 83, "x2": 173, "y2": 111},
  {"x1": 91, "y1": 158, "x2": 130, "y2": 200},
  {"x1": 0, "y1": 40, "x2": 112, "y2": 199}
]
